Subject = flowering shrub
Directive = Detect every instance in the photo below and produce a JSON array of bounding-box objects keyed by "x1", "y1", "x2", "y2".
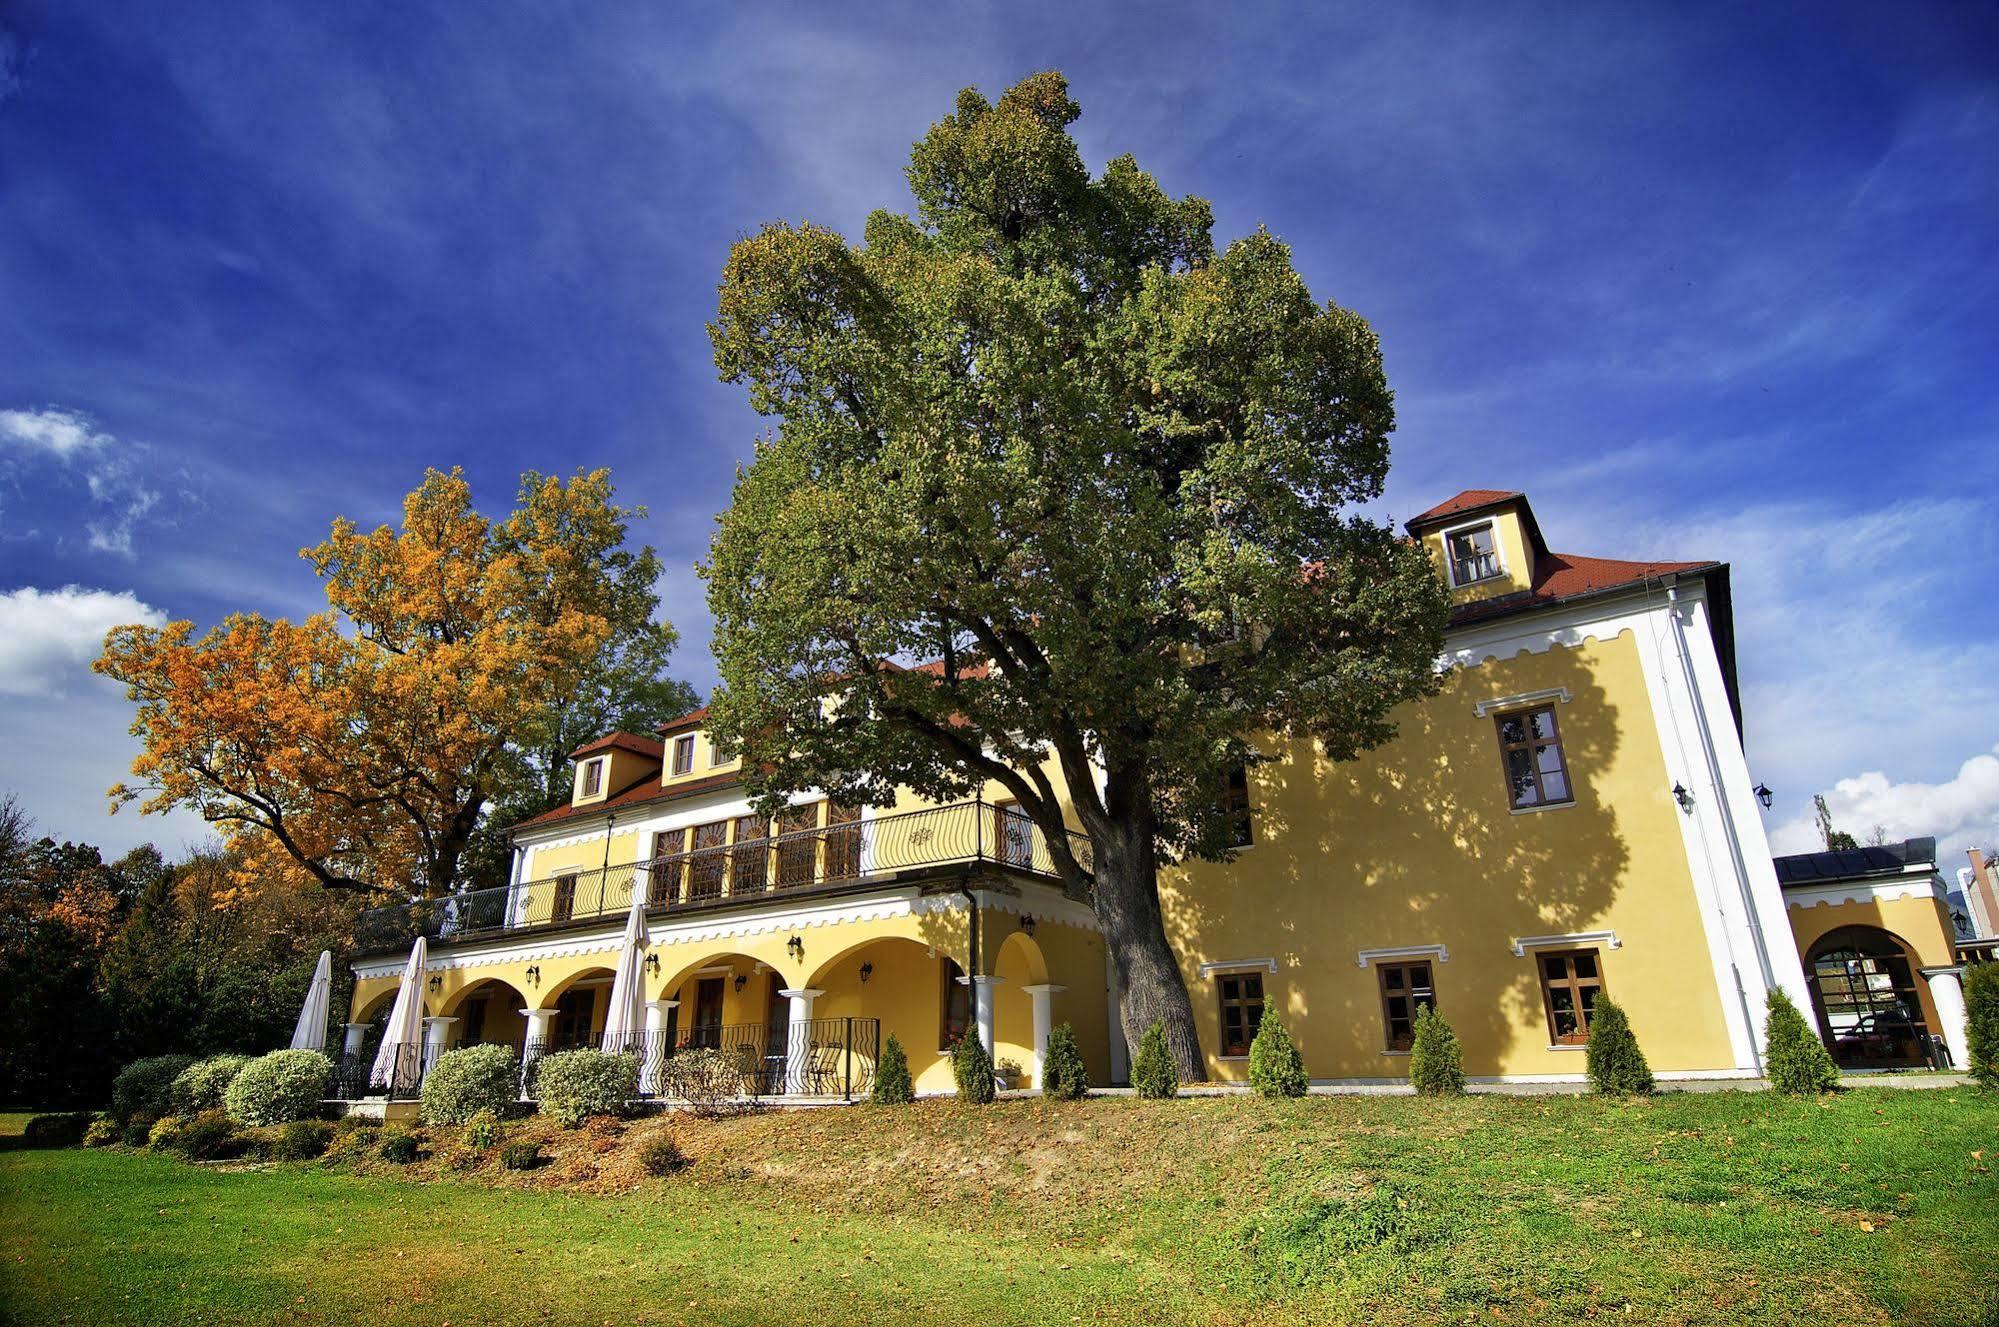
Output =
[{"x1": 224, "y1": 1050, "x2": 332, "y2": 1125}]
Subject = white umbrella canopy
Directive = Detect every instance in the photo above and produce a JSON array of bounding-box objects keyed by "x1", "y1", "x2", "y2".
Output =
[
  {"x1": 289, "y1": 950, "x2": 333, "y2": 1051},
  {"x1": 600, "y1": 890, "x2": 650, "y2": 1053},
  {"x1": 368, "y1": 937, "x2": 428, "y2": 1091}
]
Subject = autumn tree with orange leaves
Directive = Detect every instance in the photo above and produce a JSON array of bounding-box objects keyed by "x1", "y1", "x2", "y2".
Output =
[{"x1": 95, "y1": 468, "x2": 685, "y2": 899}]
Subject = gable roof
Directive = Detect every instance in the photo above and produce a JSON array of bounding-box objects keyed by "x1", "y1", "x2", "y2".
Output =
[
  {"x1": 567, "y1": 731, "x2": 664, "y2": 761},
  {"x1": 1407, "y1": 489, "x2": 1523, "y2": 528},
  {"x1": 510, "y1": 767, "x2": 746, "y2": 836}
]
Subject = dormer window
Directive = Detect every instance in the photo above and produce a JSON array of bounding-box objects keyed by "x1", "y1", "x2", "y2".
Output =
[
  {"x1": 671, "y1": 735, "x2": 695, "y2": 776},
  {"x1": 1447, "y1": 522, "x2": 1501, "y2": 586},
  {"x1": 581, "y1": 759, "x2": 604, "y2": 797}
]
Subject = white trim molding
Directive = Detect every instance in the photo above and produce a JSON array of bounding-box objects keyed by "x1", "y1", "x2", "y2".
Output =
[
  {"x1": 1510, "y1": 930, "x2": 1621, "y2": 958},
  {"x1": 1472, "y1": 686, "x2": 1572, "y2": 718},
  {"x1": 1198, "y1": 957, "x2": 1278, "y2": 978},
  {"x1": 1355, "y1": 943, "x2": 1449, "y2": 969},
  {"x1": 1781, "y1": 875, "x2": 1946, "y2": 911}
]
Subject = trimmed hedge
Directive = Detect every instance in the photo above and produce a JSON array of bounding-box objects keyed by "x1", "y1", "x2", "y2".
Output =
[
  {"x1": 274, "y1": 1119, "x2": 334, "y2": 1161},
  {"x1": 1408, "y1": 1005, "x2": 1465, "y2": 1096},
  {"x1": 1248, "y1": 1015, "x2": 1309, "y2": 1098},
  {"x1": 640, "y1": 1135, "x2": 690, "y2": 1176},
  {"x1": 421, "y1": 1043, "x2": 520, "y2": 1125},
  {"x1": 1131, "y1": 1023, "x2": 1178, "y2": 1100},
  {"x1": 171, "y1": 1055, "x2": 252, "y2": 1116},
  {"x1": 951, "y1": 1033, "x2": 996, "y2": 1104},
  {"x1": 870, "y1": 1034, "x2": 914, "y2": 1105},
  {"x1": 1763, "y1": 988, "x2": 1839, "y2": 1095},
  {"x1": 379, "y1": 1128, "x2": 420, "y2": 1164},
  {"x1": 533, "y1": 1050, "x2": 638, "y2": 1127},
  {"x1": 111, "y1": 1055, "x2": 197, "y2": 1123},
  {"x1": 1966, "y1": 960, "x2": 1998, "y2": 1089},
  {"x1": 177, "y1": 1110, "x2": 241, "y2": 1161},
  {"x1": 500, "y1": 1140, "x2": 543, "y2": 1170},
  {"x1": 224, "y1": 1049, "x2": 333, "y2": 1125},
  {"x1": 1041, "y1": 1023, "x2": 1089, "y2": 1101},
  {"x1": 1584, "y1": 996, "x2": 1655, "y2": 1095},
  {"x1": 22, "y1": 1113, "x2": 95, "y2": 1148}
]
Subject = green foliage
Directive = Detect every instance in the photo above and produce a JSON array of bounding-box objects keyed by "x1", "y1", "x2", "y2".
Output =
[
  {"x1": 533, "y1": 1050, "x2": 638, "y2": 1127},
  {"x1": 273, "y1": 1119, "x2": 334, "y2": 1161},
  {"x1": 170, "y1": 1054, "x2": 252, "y2": 1116},
  {"x1": 224, "y1": 1049, "x2": 332, "y2": 1125},
  {"x1": 1763, "y1": 988, "x2": 1839, "y2": 1095},
  {"x1": 420, "y1": 1043, "x2": 521, "y2": 1125},
  {"x1": 951, "y1": 1033, "x2": 996, "y2": 1105},
  {"x1": 1247, "y1": 1015, "x2": 1309, "y2": 1098},
  {"x1": 111, "y1": 1054, "x2": 197, "y2": 1123},
  {"x1": 1238, "y1": 1187, "x2": 1419, "y2": 1289},
  {"x1": 499, "y1": 1139, "x2": 543, "y2": 1171},
  {"x1": 1965, "y1": 960, "x2": 1999, "y2": 1089},
  {"x1": 1131, "y1": 1023, "x2": 1179, "y2": 1099},
  {"x1": 462, "y1": 1108, "x2": 502, "y2": 1151},
  {"x1": 176, "y1": 1110, "x2": 241, "y2": 1161},
  {"x1": 81, "y1": 1117, "x2": 119, "y2": 1147},
  {"x1": 21, "y1": 1112, "x2": 94, "y2": 1147},
  {"x1": 1407, "y1": 1005, "x2": 1465, "y2": 1096},
  {"x1": 1041, "y1": 1023, "x2": 1089, "y2": 1100},
  {"x1": 119, "y1": 1118, "x2": 152, "y2": 1147},
  {"x1": 147, "y1": 1115, "x2": 184, "y2": 1150},
  {"x1": 639, "y1": 1135, "x2": 690, "y2": 1176},
  {"x1": 870, "y1": 1033, "x2": 914, "y2": 1105},
  {"x1": 1584, "y1": 996, "x2": 1654, "y2": 1096},
  {"x1": 378, "y1": 1128, "x2": 420, "y2": 1164},
  {"x1": 657, "y1": 1047, "x2": 744, "y2": 1115}
]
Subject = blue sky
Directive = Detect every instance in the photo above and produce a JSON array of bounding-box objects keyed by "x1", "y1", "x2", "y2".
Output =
[{"x1": 2, "y1": 2, "x2": 1996, "y2": 869}]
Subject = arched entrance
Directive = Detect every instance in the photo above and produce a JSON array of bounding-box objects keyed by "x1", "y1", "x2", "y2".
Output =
[
  {"x1": 1806, "y1": 927, "x2": 1934, "y2": 1068},
  {"x1": 440, "y1": 977, "x2": 531, "y2": 1055}
]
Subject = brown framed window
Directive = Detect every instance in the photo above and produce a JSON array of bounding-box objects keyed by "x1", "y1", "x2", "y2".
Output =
[
  {"x1": 940, "y1": 957, "x2": 971, "y2": 1050},
  {"x1": 551, "y1": 872, "x2": 578, "y2": 924},
  {"x1": 1378, "y1": 961, "x2": 1436, "y2": 1052},
  {"x1": 1538, "y1": 949, "x2": 1604, "y2": 1045},
  {"x1": 774, "y1": 803, "x2": 820, "y2": 888},
  {"x1": 729, "y1": 815, "x2": 768, "y2": 893},
  {"x1": 685, "y1": 820, "x2": 729, "y2": 899},
  {"x1": 1495, "y1": 705, "x2": 1572, "y2": 809},
  {"x1": 671, "y1": 735, "x2": 695, "y2": 776},
  {"x1": 1217, "y1": 971, "x2": 1265, "y2": 1057},
  {"x1": 1447, "y1": 522, "x2": 1500, "y2": 585},
  {"x1": 1221, "y1": 765, "x2": 1254, "y2": 848},
  {"x1": 581, "y1": 759, "x2": 603, "y2": 797},
  {"x1": 825, "y1": 802, "x2": 863, "y2": 880},
  {"x1": 646, "y1": 830, "x2": 684, "y2": 905}
]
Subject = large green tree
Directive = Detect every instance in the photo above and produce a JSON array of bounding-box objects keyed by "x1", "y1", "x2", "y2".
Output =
[{"x1": 703, "y1": 72, "x2": 1450, "y2": 1077}]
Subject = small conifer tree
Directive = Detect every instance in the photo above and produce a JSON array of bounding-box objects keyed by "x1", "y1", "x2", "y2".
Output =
[
  {"x1": 1583, "y1": 995, "x2": 1654, "y2": 1095},
  {"x1": 1960, "y1": 961, "x2": 1998, "y2": 1089},
  {"x1": 1247, "y1": 1015, "x2": 1308, "y2": 1098},
  {"x1": 1041, "y1": 1023, "x2": 1090, "y2": 1100},
  {"x1": 1407, "y1": 1004, "x2": 1465, "y2": 1096},
  {"x1": 871, "y1": 1034, "x2": 914, "y2": 1105},
  {"x1": 951, "y1": 1033, "x2": 996, "y2": 1104},
  {"x1": 1131, "y1": 1022, "x2": 1179, "y2": 1099},
  {"x1": 1762, "y1": 987, "x2": 1839, "y2": 1094}
]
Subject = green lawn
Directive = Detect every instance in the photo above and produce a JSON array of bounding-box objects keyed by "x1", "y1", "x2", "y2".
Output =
[{"x1": 1, "y1": 1088, "x2": 1995, "y2": 1326}]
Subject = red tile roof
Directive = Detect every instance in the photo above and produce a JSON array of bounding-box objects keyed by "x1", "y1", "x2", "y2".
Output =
[
  {"x1": 567, "y1": 731, "x2": 664, "y2": 761},
  {"x1": 654, "y1": 705, "x2": 710, "y2": 736},
  {"x1": 510, "y1": 767, "x2": 746, "y2": 834},
  {"x1": 1448, "y1": 551, "x2": 1718, "y2": 627},
  {"x1": 1407, "y1": 489, "x2": 1522, "y2": 528}
]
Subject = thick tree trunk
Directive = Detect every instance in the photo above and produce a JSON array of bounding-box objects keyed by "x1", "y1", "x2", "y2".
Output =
[{"x1": 1089, "y1": 818, "x2": 1206, "y2": 1083}]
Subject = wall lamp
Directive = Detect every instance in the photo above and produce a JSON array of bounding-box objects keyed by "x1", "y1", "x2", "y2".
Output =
[
  {"x1": 427, "y1": 974, "x2": 443, "y2": 994},
  {"x1": 1019, "y1": 914, "x2": 1037, "y2": 938},
  {"x1": 733, "y1": 972, "x2": 748, "y2": 993},
  {"x1": 859, "y1": 962, "x2": 873, "y2": 984},
  {"x1": 524, "y1": 965, "x2": 540, "y2": 987},
  {"x1": 1753, "y1": 782, "x2": 1774, "y2": 809},
  {"x1": 1672, "y1": 782, "x2": 1694, "y2": 813},
  {"x1": 644, "y1": 953, "x2": 660, "y2": 977},
  {"x1": 787, "y1": 934, "x2": 805, "y2": 961}
]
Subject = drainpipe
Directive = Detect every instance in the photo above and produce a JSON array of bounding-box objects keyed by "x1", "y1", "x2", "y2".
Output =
[
  {"x1": 598, "y1": 814, "x2": 617, "y2": 915},
  {"x1": 1664, "y1": 580, "x2": 1774, "y2": 1069}
]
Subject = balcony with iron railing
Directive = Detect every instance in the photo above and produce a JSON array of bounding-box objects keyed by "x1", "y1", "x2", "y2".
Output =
[{"x1": 354, "y1": 797, "x2": 1090, "y2": 952}]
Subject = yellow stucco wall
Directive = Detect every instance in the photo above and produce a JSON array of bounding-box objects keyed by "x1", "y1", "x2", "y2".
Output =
[
  {"x1": 661, "y1": 728, "x2": 741, "y2": 784},
  {"x1": 1159, "y1": 628, "x2": 1738, "y2": 1080},
  {"x1": 1418, "y1": 506, "x2": 1535, "y2": 603},
  {"x1": 1784, "y1": 892, "x2": 1958, "y2": 1041}
]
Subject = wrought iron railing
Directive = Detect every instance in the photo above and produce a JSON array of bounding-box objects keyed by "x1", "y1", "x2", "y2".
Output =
[{"x1": 355, "y1": 798, "x2": 1089, "y2": 950}]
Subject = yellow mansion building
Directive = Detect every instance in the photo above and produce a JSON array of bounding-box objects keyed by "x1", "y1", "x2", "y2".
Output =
[{"x1": 340, "y1": 489, "x2": 1978, "y2": 1098}]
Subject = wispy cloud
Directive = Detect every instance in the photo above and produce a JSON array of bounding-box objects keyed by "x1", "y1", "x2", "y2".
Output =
[
  {"x1": 0, "y1": 405, "x2": 170, "y2": 557},
  {"x1": 0, "y1": 405, "x2": 106, "y2": 458}
]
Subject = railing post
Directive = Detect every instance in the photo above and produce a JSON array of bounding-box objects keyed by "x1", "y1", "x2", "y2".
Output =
[
  {"x1": 844, "y1": 1016, "x2": 853, "y2": 1101},
  {"x1": 975, "y1": 796, "x2": 984, "y2": 863}
]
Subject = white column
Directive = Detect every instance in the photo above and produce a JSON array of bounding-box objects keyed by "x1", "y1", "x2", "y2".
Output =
[
  {"x1": 341, "y1": 1023, "x2": 370, "y2": 1057},
  {"x1": 1922, "y1": 966, "x2": 1971, "y2": 1072},
  {"x1": 1021, "y1": 983, "x2": 1066, "y2": 1087},
  {"x1": 519, "y1": 1008, "x2": 556, "y2": 1097},
  {"x1": 963, "y1": 975, "x2": 1002, "y2": 1055},
  {"x1": 420, "y1": 1016, "x2": 458, "y2": 1076},
  {"x1": 779, "y1": 988, "x2": 822, "y2": 1095},
  {"x1": 640, "y1": 999, "x2": 679, "y2": 1096}
]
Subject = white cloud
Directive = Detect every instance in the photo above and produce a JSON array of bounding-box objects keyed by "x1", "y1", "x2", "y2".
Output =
[
  {"x1": 1767, "y1": 744, "x2": 1999, "y2": 867},
  {"x1": 0, "y1": 406, "x2": 109, "y2": 458},
  {"x1": 0, "y1": 585, "x2": 168, "y2": 697}
]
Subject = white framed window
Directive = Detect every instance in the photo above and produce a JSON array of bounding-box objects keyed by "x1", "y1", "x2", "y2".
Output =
[
  {"x1": 671, "y1": 735, "x2": 695, "y2": 776},
  {"x1": 580, "y1": 758, "x2": 604, "y2": 797},
  {"x1": 1444, "y1": 520, "x2": 1502, "y2": 587}
]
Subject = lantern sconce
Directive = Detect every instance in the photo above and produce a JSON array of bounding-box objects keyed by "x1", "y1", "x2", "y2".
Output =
[
  {"x1": 1019, "y1": 913, "x2": 1037, "y2": 937},
  {"x1": 427, "y1": 974, "x2": 442, "y2": 994},
  {"x1": 1753, "y1": 782, "x2": 1774, "y2": 809},
  {"x1": 787, "y1": 934, "x2": 805, "y2": 961},
  {"x1": 644, "y1": 953, "x2": 660, "y2": 977},
  {"x1": 524, "y1": 965, "x2": 541, "y2": 987},
  {"x1": 733, "y1": 972, "x2": 748, "y2": 993},
  {"x1": 858, "y1": 962, "x2": 873, "y2": 984},
  {"x1": 1672, "y1": 782, "x2": 1694, "y2": 813}
]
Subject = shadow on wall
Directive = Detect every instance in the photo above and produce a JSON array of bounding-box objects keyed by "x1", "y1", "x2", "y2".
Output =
[{"x1": 1161, "y1": 636, "x2": 1634, "y2": 1076}]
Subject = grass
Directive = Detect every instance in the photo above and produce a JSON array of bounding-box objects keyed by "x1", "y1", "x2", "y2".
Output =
[{"x1": 1, "y1": 1088, "x2": 1995, "y2": 1326}]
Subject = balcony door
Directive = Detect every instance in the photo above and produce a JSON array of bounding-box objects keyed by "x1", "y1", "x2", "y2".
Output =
[{"x1": 689, "y1": 976, "x2": 725, "y2": 1050}]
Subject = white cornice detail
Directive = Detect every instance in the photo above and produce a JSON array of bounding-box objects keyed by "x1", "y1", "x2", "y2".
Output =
[
  {"x1": 1438, "y1": 586, "x2": 1688, "y2": 673},
  {"x1": 1782, "y1": 876, "x2": 1945, "y2": 911},
  {"x1": 1355, "y1": 944, "x2": 1449, "y2": 969},
  {"x1": 1472, "y1": 687, "x2": 1571, "y2": 718},
  {"x1": 1509, "y1": 930, "x2": 1621, "y2": 958},
  {"x1": 1198, "y1": 957, "x2": 1278, "y2": 978}
]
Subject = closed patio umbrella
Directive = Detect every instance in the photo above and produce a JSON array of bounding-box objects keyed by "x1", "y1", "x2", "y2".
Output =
[
  {"x1": 601, "y1": 890, "x2": 649, "y2": 1053},
  {"x1": 289, "y1": 950, "x2": 333, "y2": 1051},
  {"x1": 368, "y1": 937, "x2": 427, "y2": 1094}
]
